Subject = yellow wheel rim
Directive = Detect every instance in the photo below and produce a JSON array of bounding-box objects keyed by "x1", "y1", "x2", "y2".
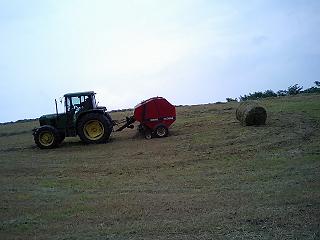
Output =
[
  {"x1": 39, "y1": 131, "x2": 54, "y2": 146},
  {"x1": 83, "y1": 120, "x2": 104, "y2": 140}
]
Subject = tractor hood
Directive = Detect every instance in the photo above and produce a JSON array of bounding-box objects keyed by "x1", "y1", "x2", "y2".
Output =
[
  {"x1": 39, "y1": 113, "x2": 60, "y2": 120},
  {"x1": 40, "y1": 113, "x2": 61, "y2": 120},
  {"x1": 39, "y1": 113, "x2": 66, "y2": 127}
]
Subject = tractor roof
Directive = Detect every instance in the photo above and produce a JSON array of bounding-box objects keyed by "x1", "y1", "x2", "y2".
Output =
[{"x1": 64, "y1": 91, "x2": 95, "y2": 98}]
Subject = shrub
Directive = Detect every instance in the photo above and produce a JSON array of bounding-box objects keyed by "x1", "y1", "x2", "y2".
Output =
[
  {"x1": 303, "y1": 81, "x2": 320, "y2": 94},
  {"x1": 277, "y1": 90, "x2": 287, "y2": 96},
  {"x1": 226, "y1": 98, "x2": 238, "y2": 102},
  {"x1": 263, "y1": 90, "x2": 277, "y2": 97},
  {"x1": 239, "y1": 92, "x2": 262, "y2": 101},
  {"x1": 287, "y1": 84, "x2": 303, "y2": 95}
]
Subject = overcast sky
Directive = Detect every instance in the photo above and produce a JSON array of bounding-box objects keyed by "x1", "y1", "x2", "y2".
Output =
[{"x1": 0, "y1": 0, "x2": 319, "y2": 122}]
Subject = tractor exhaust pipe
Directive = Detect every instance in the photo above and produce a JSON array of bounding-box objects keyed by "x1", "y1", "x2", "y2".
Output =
[{"x1": 55, "y1": 99, "x2": 58, "y2": 116}]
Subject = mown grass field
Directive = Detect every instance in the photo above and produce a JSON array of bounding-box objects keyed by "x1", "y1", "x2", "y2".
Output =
[{"x1": 1, "y1": 94, "x2": 320, "y2": 240}]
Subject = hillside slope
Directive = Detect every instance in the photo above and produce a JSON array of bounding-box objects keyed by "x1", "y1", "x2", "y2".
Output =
[{"x1": 0, "y1": 94, "x2": 319, "y2": 239}]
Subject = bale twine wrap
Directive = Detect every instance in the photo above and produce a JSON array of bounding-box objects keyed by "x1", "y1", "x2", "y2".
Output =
[{"x1": 236, "y1": 101, "x2": 267, "y2": 126}]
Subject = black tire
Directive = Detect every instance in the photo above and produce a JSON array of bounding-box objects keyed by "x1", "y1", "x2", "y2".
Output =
[
  {"x1": 34, "y1": 125, "x2": 59, "y2": 149},
  {"x1": 104, "y1": 112, "x2": 113, "y2": 126},
  {"x1": 155, "y1": 125, "x2": 168, "y2": 138},
  {"x1": 77, "y1": 113, "x2": 112, "y2": 144},
  {"x1": 137, "y1": 124, "x2": 144, "y2": 133},
  {"x1": 145, "y1": 129, "x2": 152, "y2": 140}
]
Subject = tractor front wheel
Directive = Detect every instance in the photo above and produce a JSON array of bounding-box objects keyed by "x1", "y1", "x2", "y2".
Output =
[
  {"x1": 77, "y1": 113, "x2": 112, "y2": 144},
  {"x1": 34, "y1": 125, "x2": 60, "y2": 149}
]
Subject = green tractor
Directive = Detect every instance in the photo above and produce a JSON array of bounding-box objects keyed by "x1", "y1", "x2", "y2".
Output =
[{"x1": 33, "y1": 91, "x2": 113, "y2": 149}]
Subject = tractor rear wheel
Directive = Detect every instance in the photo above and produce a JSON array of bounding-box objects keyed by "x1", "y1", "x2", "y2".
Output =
[
  {"x1": 155, "y1": 125, "x2": 168, "y2": 138},
  {"x1": 34, "y1": 125, "x2": 59, "y2": 149},
  {"x1": 77, "y1": 113, "x2": 112, "y2": 144}
]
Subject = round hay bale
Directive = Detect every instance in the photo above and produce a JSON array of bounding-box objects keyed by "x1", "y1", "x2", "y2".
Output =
[{"x1": 236, "y1": 101, "x2": 267, "y2": 126}]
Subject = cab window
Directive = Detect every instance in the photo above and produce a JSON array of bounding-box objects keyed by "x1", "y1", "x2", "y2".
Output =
[
  {"x1": 72, "y1": 97, "x2": 81, "y2": 106},
  {"x1": 66, "y1": 97, "x2": 72, "y2": 112}
]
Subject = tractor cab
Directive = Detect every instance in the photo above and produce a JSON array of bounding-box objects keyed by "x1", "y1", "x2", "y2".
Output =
[
  {"x1": 63, "y1": 91, "x2": 99, "y2": 136},
  {"x1": 64, "y1": 91, "x2": 97, "y2": 114}
]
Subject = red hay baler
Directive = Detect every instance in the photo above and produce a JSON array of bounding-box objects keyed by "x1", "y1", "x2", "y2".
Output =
[
  {"x1": 134, "y1": 97, "x2": 176, "y2": 139},
  {"x1": 115, "y1": 97, "x2": 176, "y2": 139}
]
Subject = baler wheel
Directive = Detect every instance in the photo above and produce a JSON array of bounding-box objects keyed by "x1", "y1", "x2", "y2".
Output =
[
  {"x1": 145, "y1": 130, "x2": 152, "y2": 140},
  {"x1": 34, "y1": 125, "x2": 59, "y2": 149},
  {"x1": 155, "y1": 125, "x2": 168, "y2": 138}
]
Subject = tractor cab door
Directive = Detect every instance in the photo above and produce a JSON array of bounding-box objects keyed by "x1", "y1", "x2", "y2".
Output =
[
  {"x1": 65, "y1": 96, "x2": 78, "y2": 136},
  {"x1": 78, "y1": 95, "x2": 94, "y2": 110},
  {"x1": 65, "y1": 95, "x2": 95, "y2": 136}
]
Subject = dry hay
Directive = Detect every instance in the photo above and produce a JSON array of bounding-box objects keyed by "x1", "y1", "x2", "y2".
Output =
[{"x1": 236, "y1": 101, "x2": 267, "y2": 126}]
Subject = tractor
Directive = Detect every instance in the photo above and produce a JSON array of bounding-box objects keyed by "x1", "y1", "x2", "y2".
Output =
[{"x1": 33, "y1": 91, "x2": 113, "y2": 149}]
